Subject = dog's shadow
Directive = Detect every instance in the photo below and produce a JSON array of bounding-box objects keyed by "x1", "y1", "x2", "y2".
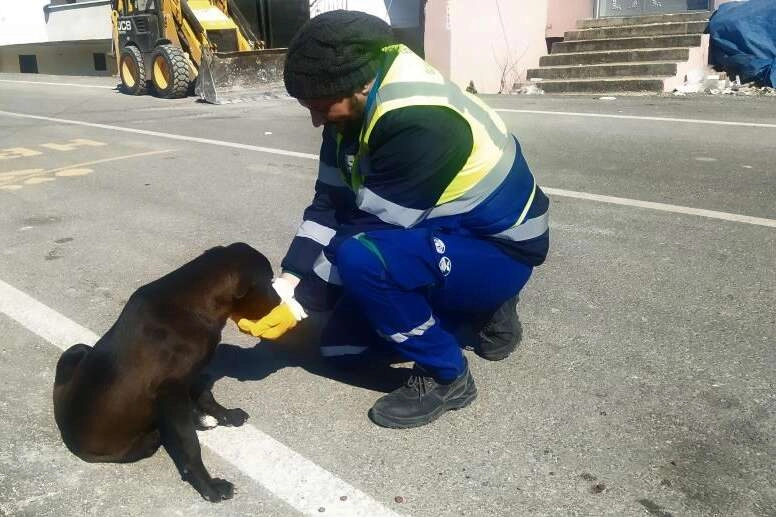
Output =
[{"x1": 205, "y1": 312, "x2": 413, "y2": 394}]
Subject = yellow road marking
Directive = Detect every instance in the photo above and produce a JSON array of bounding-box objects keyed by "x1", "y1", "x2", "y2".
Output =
[
  {"x1": 55, "y1": 168, "x2": 93, "y2": 177},
  {"x1": 39, "y1": 139, "x2": 107, "y2": 152},
  {"x1": 45, "y1": 149, "x2": 174, "y2": 173},
  {"x1": 0, "y1": 168, "x2": 45, "y2": 179},
  {"x1": 0, "y1": 147, "x2": 42, "y2": 160},
  {"x1": 0, "y1": 149, "x2": 174, "y2": 190},
  {"x1": 24, "y1": 177, "x2": 56, "y2": 185}
]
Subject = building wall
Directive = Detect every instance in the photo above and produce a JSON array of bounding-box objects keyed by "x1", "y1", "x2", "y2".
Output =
[
  {"x1": 546, "y1": 0, "x2": 738, "y2": 37},
  {"x1": 425, "y1": 0, "x2": 549, "y2": 93},
  {"x1": 0, "y1": 40, "x2": 115, "y2": 75},
  {"x1": 423, "y1": 0, "x2": 451, "y2": 77},
  {"x1": 44, "y1": 1, "x2": 113, "y2": 42},
  {"x1": 547, "y1": 0, "x2": 594, "y2": 38},
  {"x1": 0, "y1": 0, "x2": 113, "y2": 76}
]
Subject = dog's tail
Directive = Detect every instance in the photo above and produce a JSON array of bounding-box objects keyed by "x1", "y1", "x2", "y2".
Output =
[{"x1": 54, "y1": 343, "x2": 92, "y2": 387}]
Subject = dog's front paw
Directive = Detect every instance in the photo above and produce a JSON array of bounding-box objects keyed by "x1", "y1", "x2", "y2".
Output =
[
  {"x1": 223, "y1": 408, "x2": 249, "y2": 427},
  {"x1": 211, "y1": 478, "x2": 234, "y2": 500},
  {"x1": 201, "y1": 478, "x2": 234, "y2": 502}
]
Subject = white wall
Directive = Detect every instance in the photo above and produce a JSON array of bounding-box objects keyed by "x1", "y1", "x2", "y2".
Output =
[
  {"x1": 310, "y1": 0, "x2": 420, "y2": 28},
  {"x1": 45, "y1": 1, "x2": 112, "y2": 42},
  {"x1": 0, "y1": 0, "x2": 111, "y2": 46},
  {"x1": 0, "y1": 0, "x2": 50, "y2": 46}
]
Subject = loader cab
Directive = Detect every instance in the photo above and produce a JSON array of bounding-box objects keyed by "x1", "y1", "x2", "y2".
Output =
[{"x1": 114, "y1": 0, "x2": 163, "y2": 59}]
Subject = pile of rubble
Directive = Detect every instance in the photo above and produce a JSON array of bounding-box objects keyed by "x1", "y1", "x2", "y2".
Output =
[
  {"x1": 510, "y1": 78, "x2": 545, "y2": 95},
  {"x1": 712, "y1": 82, "x2": 776, "y2": 96},
  {"x1": 673, "y1": 70, "x2": 776, "y2": 96}
]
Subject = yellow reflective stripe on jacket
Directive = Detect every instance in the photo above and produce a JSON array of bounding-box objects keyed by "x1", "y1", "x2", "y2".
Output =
[{"x1": 358, "y1": 44, "x2": 510, "y2": 206}]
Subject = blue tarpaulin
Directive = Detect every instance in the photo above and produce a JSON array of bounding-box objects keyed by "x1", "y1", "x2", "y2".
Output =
[{"x1": 709, "y1": 0, "x2": 776, "y2": 87}]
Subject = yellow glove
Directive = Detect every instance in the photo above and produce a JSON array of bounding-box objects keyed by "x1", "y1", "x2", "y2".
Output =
[
  {"x1": 237, "y1": 277, "x2": 306, "y2": 340},
  {"x1": 237, "y1": 302, "x2": 298, "y2": 340}
]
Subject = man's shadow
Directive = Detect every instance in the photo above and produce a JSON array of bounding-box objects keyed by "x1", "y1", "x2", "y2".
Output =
[{"x1": 204, "y1": 311, "x2": 414, "y2": 393}]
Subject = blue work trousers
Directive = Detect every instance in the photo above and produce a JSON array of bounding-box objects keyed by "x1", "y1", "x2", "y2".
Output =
[{"x1": 320, "y1": 228, "x2": 533, "y2": 381}]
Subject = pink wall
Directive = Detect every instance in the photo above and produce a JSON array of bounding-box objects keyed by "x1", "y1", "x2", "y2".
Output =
[
  {"x1": 425, "y1": 0, "x2": 549, "y2": 93},
  {"x1": 547, "y1": 0, "x2": 594, "y2": 38}
]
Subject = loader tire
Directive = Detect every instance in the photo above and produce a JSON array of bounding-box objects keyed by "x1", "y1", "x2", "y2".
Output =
[
  {"x1": 119, "y1": 46, "x2": 148, "y2": 96},
  {"x1": 150, "y1": 45, "x2": 192, "y2": 99}
]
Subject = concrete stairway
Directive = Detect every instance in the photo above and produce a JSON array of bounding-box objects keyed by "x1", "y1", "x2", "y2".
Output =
[{"x1": 528, "y1": 12, "x2": 711, "y2": 94}]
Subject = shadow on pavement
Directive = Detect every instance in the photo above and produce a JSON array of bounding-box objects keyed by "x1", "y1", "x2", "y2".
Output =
[{"x1": 205, "y1": 312, "x2": 413, "y2": 394}]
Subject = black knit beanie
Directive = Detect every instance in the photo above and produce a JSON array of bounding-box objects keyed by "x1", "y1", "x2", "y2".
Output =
[{"x1": 284, "y1": 10, "x2": 395, "y2": 99}]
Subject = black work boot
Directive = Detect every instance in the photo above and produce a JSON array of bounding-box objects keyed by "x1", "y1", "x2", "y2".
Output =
[
  {"x1": 368, "y1": 360, "x2": 477, "y2": 429},
  {"x1": 475, "y1": 295, "x2": 522, "y2": 361}
]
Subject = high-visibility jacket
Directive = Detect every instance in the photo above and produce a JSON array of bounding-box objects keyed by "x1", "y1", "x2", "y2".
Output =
[{"x1": 282, "y1": 44, "x2": 549, "y2": 306}]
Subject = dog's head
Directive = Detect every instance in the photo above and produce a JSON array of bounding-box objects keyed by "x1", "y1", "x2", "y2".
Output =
[{"x1": 223, "y1": 243, "x2": 281, "y2": 322}]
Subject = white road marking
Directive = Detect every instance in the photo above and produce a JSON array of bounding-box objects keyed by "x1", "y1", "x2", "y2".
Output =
[
  {"x1": 0, "y1": 110, "x2": 318, "y2": 161},
  {"x1": 0, "y1": 79, "x2": 115, "y2": 89},
  {"x1": 495, "y1": 109, "x2": 776, "y2": 130},
  {"x1": 543, "y1": 187, "x2": 776, "y2": 228},
  {"x1": 0, "y1": 278, "x2": 403, "y2": 517},
  {"x1": 2, "y1": 80, "x2": 774, "y2": 129},
  {"x1": 0, "y1": 110, "x2": 773, "y2": 229}
]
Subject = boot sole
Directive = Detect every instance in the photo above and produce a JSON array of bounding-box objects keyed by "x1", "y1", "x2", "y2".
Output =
[
  {"x1": 474, "y1": 341, "x2": 517, "y2": 361},
  {"x1": 367, "y1": 390, "x2": 478, "y2": 429}
]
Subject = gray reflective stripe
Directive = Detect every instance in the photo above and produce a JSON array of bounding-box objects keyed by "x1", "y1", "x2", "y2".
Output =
[
  {"x1": 318, "y1": 162, "x2": 346, "y2": 187},
  {"x1": 312, "y1": 252, "x2": 342, "y2": 285},
  {"x1": 355, "y1": 137, "x2": 518, "y2": 227},
  {"x1": 489, "y1": 210, "x2": 549, "y2": 242},
  {"x1": 356, "y1": 187, "x2": 426, "y2": 228},
  {"x1": 378, "y1": 315, "x2": 436, "y2": 343},
  {"x1": 427, "y1": 136, "x2": 518, "y2": 220},
  {"x1": 373, "y1": 81, "x2": 508, "y2": 146},
  {"x1": 320, "y1": 345, "x2": 369, "y2": 357},
  {"x1": 295, "y1": 220, "x2": 336, "y2": 246}
]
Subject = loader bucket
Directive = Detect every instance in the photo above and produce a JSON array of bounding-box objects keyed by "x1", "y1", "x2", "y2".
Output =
[{"x1": 195, "y1": 48, "x2": 287, "y2": 104}]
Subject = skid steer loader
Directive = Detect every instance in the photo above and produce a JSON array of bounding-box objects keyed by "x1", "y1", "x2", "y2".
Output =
[{"x1": 111, "y1": 0, "x2": 286, "y2": 104}]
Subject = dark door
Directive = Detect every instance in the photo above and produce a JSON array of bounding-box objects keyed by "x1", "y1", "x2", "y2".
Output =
[
  {"x1": 233, "y1": 0, "x2": 309, "y2": 48},
  {"x1": 19, "y1": 55, "x2": 38, "y2": 74},
  {"x1": 265, "y1": 0, "x2": 310, "y2": 48}
]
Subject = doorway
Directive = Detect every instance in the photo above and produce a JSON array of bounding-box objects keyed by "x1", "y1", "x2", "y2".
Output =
[
  {"x1": 19, "y1": 55, "x2": 39, "y2": 74},
  {"x1": 597, "y1": 0, "x2": 710, "y2": 17}
]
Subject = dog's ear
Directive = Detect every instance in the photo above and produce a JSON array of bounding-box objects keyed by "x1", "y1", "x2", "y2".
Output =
[{"x1": 234, "y1": 272, "x2": 252, "y2": 300}]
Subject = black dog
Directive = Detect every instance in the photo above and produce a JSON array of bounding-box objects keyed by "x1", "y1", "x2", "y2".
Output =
[{"x1": 53, "y1": 243, "x2": 278, "y2": 502}]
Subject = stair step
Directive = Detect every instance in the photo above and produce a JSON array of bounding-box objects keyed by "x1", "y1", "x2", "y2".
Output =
[
  {"x1": 566, "y1": 20, "x2": 708, "y2": 41},
  {"x1": 527, "y1": 61, "x2": 678, "y2": 80},
  {"x1": 540, "y1": 47, "x2": 691, "y2": 66},
  {"x1": 536, "y1": 77, "x2": 666, "y2": 94},
  {"x1": 577, "y1": 11, "x2": 710, "y2": 29},
  {"x1": 552, "y1": 34, "x2": 703, "y2": 53}
]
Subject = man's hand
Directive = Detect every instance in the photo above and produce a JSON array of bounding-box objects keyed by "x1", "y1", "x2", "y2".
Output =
[
  {"x1": 236, "y1": 274, "x2": 306, "y2": 340},
  {"x1": 237, "y1": 303, "x2": 298, "y2": 339}
]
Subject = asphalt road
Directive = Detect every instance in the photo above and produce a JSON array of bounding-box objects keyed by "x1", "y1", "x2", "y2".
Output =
[{"x1": 0, "y1": 73, "x2": 774, "y2": 517}]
